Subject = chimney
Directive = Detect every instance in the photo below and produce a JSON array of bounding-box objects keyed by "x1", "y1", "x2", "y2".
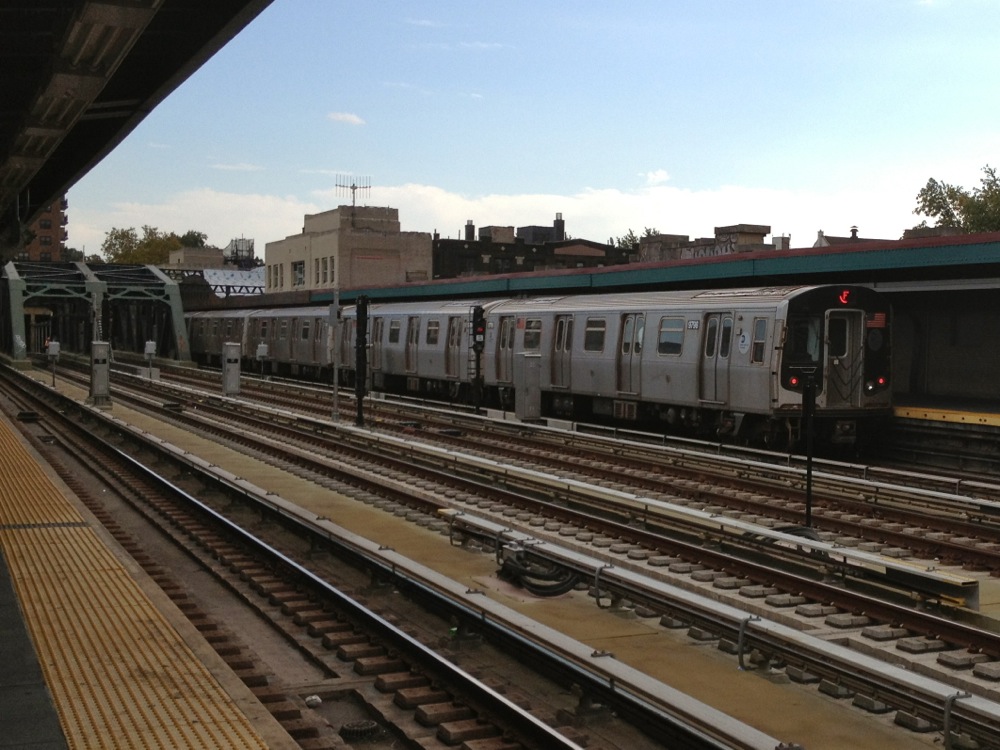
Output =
[
  {"x1": 554, "y1": 212, "x2": 565, "y2": 241},
  {"x1": 465, "y1": 220, "x2": 475, "y2": 241},
  {"x1": 850, "y1": 225, "x2": 858, "y2": 239}
]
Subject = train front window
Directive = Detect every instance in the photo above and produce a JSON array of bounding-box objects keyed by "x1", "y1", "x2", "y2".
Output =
[
  {"x1": 828, "y1": 317, "x2": 847, "y2": 358},
  {"x1": 786, "y1": 317, "x2": 821, "y2": 363}
]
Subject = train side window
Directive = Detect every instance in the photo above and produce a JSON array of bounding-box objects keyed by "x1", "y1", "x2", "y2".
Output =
[
  {"x1": 523, "y1": 319, "x2": 542, "y2": 350},
  {"x1": 212, "y1": 320, "x2": 220, "y2": 336},
  {"x1": 388, "y1": 320, "x2": 401, "y2": 343},
  {"x1": 260, "y1": 320, "x2": 269, "y2": 340},
  {"x1": 554, "y1": 319, "x2": 565, "y2": 352},
  {"x1": 499, "y1": 318, "x2": 514, "y2": 350},
  {"x1": 584, "y1": 318, "x2": 606, "y2": 351},
  {"x1": 279, "y1": 320, "x2": 288, "y2": 340},
  {"x1": 750, "y1": 318, "x2": 766, "y2": 363},
  {"x1": 225, "y1": 319, "x2": 234, "y2": 337},
  {"x1": 719, "y1": 316, "x2": 733, "y2": 358},
  {"x1": 828, "y1": 317, "x2": 847, "y2": 357},
  {"x1": 621, "y1": 316, "x2": 634, "y2": 355},
  {"x1": 704, "y1": 318, "x2": 719, "y2": 357},
  {"x1": 657, "y1": 317, "x2": 684, "y2": 355},
  {"x1": 426, "y1": 320, "x2": 440, "y2": 345},
  {"x1": 301, "y1": 320, "x2": 311, "y2": 341}
]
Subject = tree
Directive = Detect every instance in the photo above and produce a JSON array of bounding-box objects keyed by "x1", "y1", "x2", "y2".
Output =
[
  {"x1": 913, "y1": 164, "x2": 1000, "y2": 233},
  {"x1": 614, "y1": 227, "x2": 660, "y2": 252},
  {"x1": 100, "y1": 225, "x2": 182, "y2": 264},
  {"x1": 179, "y1": 230, "x2": 208, "y2": 248}
]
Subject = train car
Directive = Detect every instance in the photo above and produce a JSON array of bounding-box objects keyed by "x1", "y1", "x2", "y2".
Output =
[
  {"x1": 187, "y1": 308, "x2": 254, "y2": 367},
  {"x1": 478, "y1": 285, "x2": 890, "y2": 446},
  {"x1": 186, "y1": 284, "x2": 890, "y2": 447},
  {"x1": 367, "y1": 300, "x2": 487, "y2": 400}
]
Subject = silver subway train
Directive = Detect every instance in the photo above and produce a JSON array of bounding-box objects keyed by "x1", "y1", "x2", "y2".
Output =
[{"x1": 187, "y1": 284, "x2": 891, "y2": 447}]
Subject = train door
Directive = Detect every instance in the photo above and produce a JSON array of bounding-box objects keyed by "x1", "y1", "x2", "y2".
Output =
[
  {"x1": 496, "y1": 315, "x2": 515, "y2": 382},
  {"x1": 699, "y1": 313, "x2": 733, "y2": 404},
  {"x1": 445, "y1": 316, "x2": 462, "y2": 378},
  {"x1": 289, "y1": 317, "x2": 298, "y2": 361},
  {"x1": 824, "y1": 309, "x2": 864, "y2": 408},
  {"x1": 405, "y1": 316, "x2": 420, "y2": 373},
  {"x1": 370, "y1": 317, "x2": 384, "y2": 372},
  {"x1": 551, "y1": 315, "x2": 573, "y2": 388},
  {"x1": 616, "y1": 313, "x2": 644, "y2": 393},
  {"x1": 341, "y1": 318, "x2": 355, "y2": 368}
]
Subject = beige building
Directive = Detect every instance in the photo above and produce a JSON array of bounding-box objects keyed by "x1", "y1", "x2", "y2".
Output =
[{"x1": 264, "y1": 206, "x2": 432, "y2": 292}]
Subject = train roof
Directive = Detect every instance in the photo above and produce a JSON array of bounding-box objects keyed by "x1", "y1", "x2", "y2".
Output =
[{"x1": 486, "y1": 285, "x2": 822, "y2": 313}]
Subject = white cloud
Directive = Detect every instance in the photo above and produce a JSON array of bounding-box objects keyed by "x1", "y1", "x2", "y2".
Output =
[
  {"x1": 70, "y1": 176, "x2": 922, "y2": 259},
  {"x1": 328, "y1": 112, "x2": 365, "y2": 125},
  {"x1": 210, "y1": 162, "x2": 264, "y2": 172},
  {"x1": 68, "y1": 188, "x2": 320, "y2": 254},
  {"x1": 642, "y1": 169, "x2": 670, "y2": 186}
]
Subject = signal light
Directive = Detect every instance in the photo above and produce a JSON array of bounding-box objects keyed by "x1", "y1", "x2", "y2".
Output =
[{"x1": 472, "y1": 305, "x2": 485, "y2": 353}]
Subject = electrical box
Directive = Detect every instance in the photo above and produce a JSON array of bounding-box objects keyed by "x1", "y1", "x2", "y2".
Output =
[
  {"x1": 144, "y1": 340, "x2": 156, "y2": 358},
  {"x1": 222, "y1": 341, "x2": 241, "y2": 395},
  {"x1": 46, "y1": 340, "x2": 60, "y2": 358}
]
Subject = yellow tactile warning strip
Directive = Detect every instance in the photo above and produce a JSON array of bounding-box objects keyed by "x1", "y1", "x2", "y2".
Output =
[
  {"x1": 0, "y1": 417, "x2": 271, "y2": 750},
  {"x1": 894, "y1": 405, "x2": 1000, "y2": 427}
]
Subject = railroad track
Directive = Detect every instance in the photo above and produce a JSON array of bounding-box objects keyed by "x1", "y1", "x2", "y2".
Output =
[
  {"x1": 3, "y1": 365, "x2": 788, "y2": 750},
  {"x1": 28, "y1": 361, "x2": 1000, "y2": 747}
]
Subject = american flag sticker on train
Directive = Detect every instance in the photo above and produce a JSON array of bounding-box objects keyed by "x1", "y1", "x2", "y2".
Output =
[{"x1": 866, "y1": 312, "x2": 887, "y2": 328}]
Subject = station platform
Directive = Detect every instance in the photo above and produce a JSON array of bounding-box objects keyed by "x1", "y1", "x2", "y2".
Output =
[{"x1": 0, "y1": 413, "x2": 282, "y2": 750}]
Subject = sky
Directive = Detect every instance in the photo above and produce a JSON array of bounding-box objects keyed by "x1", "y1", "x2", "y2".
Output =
[{"x1": 67, "y1": 0, "x2": 1000, "y2": 256}]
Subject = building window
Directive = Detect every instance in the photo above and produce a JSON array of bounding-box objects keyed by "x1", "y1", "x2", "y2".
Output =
[
  {"x1": 314, "y1": 258, "x2": 320, "y2": 285},
  {"x1": 39, "y1": 235, "x2": 52, "y2": 245},
  {"x1": 292, "y1": 261, "x2": 305, "y2": 287},
  {"x1": 322, "y1": 257, "x2": 328, "y2": 284},
  {"x1": 39, "y1": 219, "x2": 52, "y2": 229}
]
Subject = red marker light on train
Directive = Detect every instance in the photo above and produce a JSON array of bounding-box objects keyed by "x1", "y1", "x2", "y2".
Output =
[
  {"x1": 789, "y1": 376, "x2": 800, "y2": 387},
  {"x1": 838, "y1": 290, "x2": 851, "y2": 305},
  {"x1": 877, "y1": 376, "x2": 886, "y2": 386}
]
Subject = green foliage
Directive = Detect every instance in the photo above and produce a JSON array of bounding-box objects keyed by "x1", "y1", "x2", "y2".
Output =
[
  {"x1": 179, "y1": 230, "x2": 208, "y2": 248},
  {"x1": 615, "y1": 227, "x2": 659, "y2": 251},
  {"x1": 100, "y1": 225, "x2": 185, "y2": 264},
  {"x1": 914, "y1": 164, "x2": 1000, "y2": 233}
]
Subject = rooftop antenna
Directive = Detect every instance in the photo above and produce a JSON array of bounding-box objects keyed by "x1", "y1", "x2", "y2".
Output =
[
  {"x1": 336, "y1": 174, "x2": 371, "y2": 208},
  {"x1": 336, "y1": 175, "x2": 371, "y2": 229}
]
